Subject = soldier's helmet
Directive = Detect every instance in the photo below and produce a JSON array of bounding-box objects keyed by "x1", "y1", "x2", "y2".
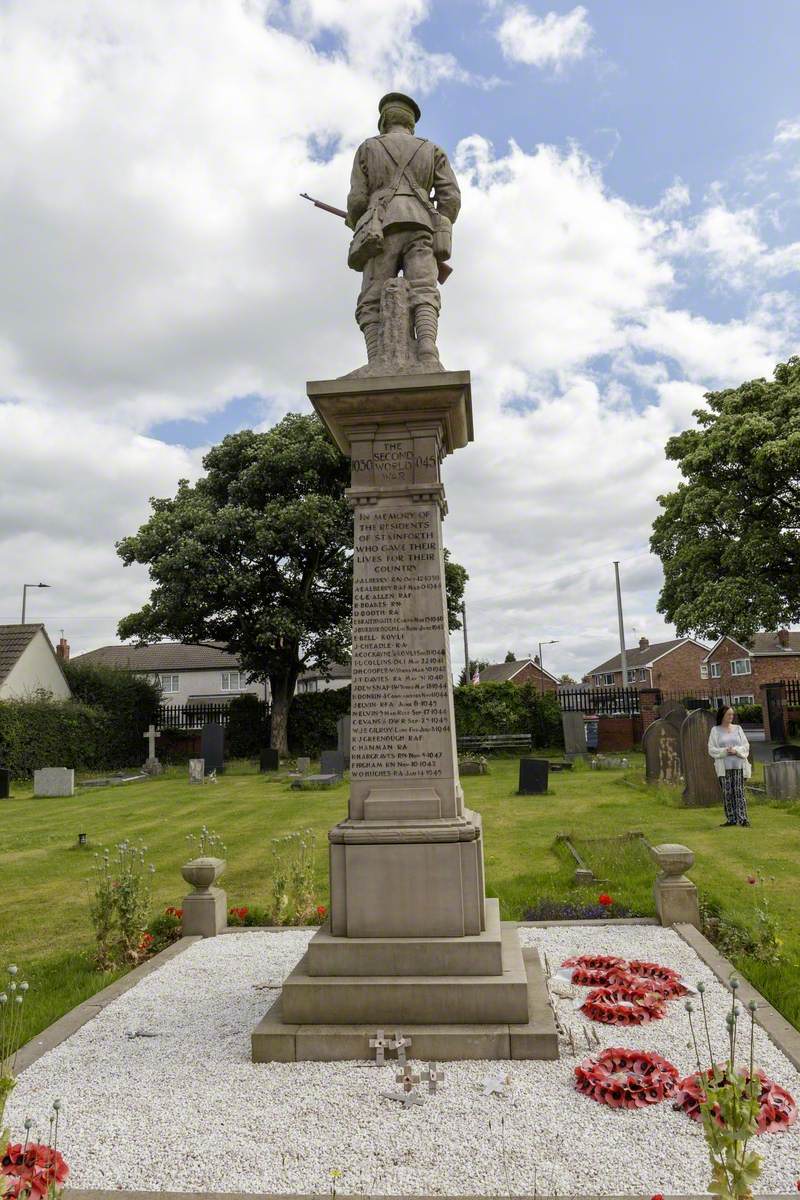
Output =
[{"x1": 377, "y1": 92, "x2": 421, "y2": 133}]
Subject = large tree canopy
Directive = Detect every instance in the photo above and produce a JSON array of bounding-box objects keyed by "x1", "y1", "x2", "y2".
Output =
[
  {"x1": 117, "y1": 413, "x2": 467, "y2": 753},
  {"x1": 650, "y1": 356, "x2": 800, "y2": 643}
]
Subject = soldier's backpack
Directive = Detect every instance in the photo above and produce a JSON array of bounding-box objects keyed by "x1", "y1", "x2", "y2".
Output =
[{"x1": 347, "y1": 139, "x2": 427, "y2": 271}]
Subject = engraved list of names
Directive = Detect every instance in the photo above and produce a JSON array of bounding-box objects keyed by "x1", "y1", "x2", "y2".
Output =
[{"x1": 350, "y1": 503, "x2": 454, "y2": 781}]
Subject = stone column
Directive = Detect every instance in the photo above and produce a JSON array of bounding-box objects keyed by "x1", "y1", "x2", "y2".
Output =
[
  {"x1": 309, "y1": 369, "x2": 485, "y2": 940},
  {"x1": 650, "y1": 843, "x2": 700, "y2": 928}
]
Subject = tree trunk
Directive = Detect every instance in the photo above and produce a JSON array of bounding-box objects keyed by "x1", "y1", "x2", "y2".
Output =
[{"x1": 269, "y1": 674, "x2": 291, "y2": 756}]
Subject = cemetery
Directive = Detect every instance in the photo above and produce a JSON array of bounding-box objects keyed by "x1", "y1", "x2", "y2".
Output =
[{"x1": 2, "y1": 23, "x2": 800, "y2": 1200}]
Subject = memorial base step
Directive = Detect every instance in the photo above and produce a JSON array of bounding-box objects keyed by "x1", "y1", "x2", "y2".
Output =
[
  {"x1": 252, "y1": 946, "x2": 558, "y2": 1062},
  {"x1": 306, "y1": 897, "x2": 503, "y2": 977}
]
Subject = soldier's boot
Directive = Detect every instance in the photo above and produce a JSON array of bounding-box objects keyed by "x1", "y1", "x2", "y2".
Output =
[
  {"x1": 363, "y1": 322, "x2": 381, "y2": 364},
  {"x1": 414, "y1": 303, "x2": 440, "y2": 364}
]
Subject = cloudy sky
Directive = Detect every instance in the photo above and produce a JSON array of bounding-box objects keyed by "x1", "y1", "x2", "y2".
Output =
[{"x1": 2, "y1": 0, "x2": 799, "y2": 681}]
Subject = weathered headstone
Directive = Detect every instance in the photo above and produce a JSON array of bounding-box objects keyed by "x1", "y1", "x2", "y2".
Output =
[
  {"x1": 189, "y1": 758, "x2": 205, "y2": 784},
  {"x1": 642, "y1": 717, "x2": 683, "y2": 784},
  {"x1": 290, "y1": 773, "x2": 337, "y2": 789},
  {"x1": 200, "y1": 722, "x2": 225, "y2": 775},
  {"x1": 336, "y1": 714, "x2": 351, "y2": 768},
  {"x1": 320, "y1": 749, "x2": 346, "y2": 778},
  {"x1": 773, "y1": 744, "x2": 800, "y2": 762},
  {"x1": 142, "y1": 724, "x2": 163, "y2": 775},
  {"x1": 561, "y1": 711, "x2": 586, "y2": 759},
  {"x1": 296, "y1": 756, "x2": 311, "y2": 774},
  {"x1": 0, "y1": 767, "x2": 10, "y2": 799},
  {"x1": 764, "y1": 760, "x2": 800, "y2": 800},
  {"x1": 518, "y1": 758, "x2": 548, "y2": 794},
  {"x1": 680, "y1": 709, "x2": 720, "y2": 807},
  {"x1": 260, "y1": 747, "x2": 279, "y2": 772},
  {"x1": 662, "y1": 704, "x2": 688, "y2": 735},
  {"x1": 33, "y1": 767, "x2": 74, "y2": 797}
]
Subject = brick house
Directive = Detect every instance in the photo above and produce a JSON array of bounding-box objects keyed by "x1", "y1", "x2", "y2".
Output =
[
  {"x1": 586, "y1": 636, "x2": 709, "y2": 692},
  {"x1": 71, "y1": 642, "x2": 268, "y2": 706},
  {"x1": 476, "y1": 657, "x2": 559, "y2": 691},
  {"x1": 701, "y1": 630, "x2": 800, "y2": 705}
]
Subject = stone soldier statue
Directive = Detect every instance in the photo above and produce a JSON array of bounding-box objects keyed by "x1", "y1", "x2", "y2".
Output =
[{"x1": 345, "y1": 92, "x2": 461, "y2": 372}]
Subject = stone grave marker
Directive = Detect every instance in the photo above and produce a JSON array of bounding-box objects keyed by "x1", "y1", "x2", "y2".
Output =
[
  {"x1": 260, "y1": 748, "x2": 279, "y2": 772},
  {"x1": 518, "y1": 758, "x2": 548, "y2": 795},
  {"x1": 680, "y1": 708, "x2": 720, "y2": 807},
  {"x1": 0, "y1": 767, "x2": 10, "y2": 799},
  {"x1": 189, "y1": 758, "x2": 205, "y2": 784},
  {"x1": 296, "y1": 756, "x2": 311, "y2": 774},
  {"x1": 662, "y1": 704, "x2": 688, "y2": 735},
  {"x1": 201, "y1": 722, "x2": 225, "y2": 775},
  {"x1": 142, "y1": 724, "x2": 163, "y2": 775},
  {"x1": 642, "y1": 717, "x2": 682, "y2": 784},
  {"x1": 336, "y1": 714, "x2": 351, "y2": 768},
  {"x1": 764, "y1": 760, "x2": 800, "y2": 800},
  {"x1": 291, "y1": 774, "x2": 337, "y2": 790},
  {"x1": 33, "y1": 767, "x2": 74, "y2": 797},
  {"x1": 320, "y1": 749, "x2": 346, "y2": 779},
  {"x1": 561, "y1": 711, "x2": 586, "y2": 759}
]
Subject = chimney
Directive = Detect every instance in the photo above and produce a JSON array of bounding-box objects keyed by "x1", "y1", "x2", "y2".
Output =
[
  {"x1": 56, "y1": 637, "x2": 70, "y2": 662},
  {"x1": 639, "y1": 636, "x2": 649, "y2": 650},
  {"x1": 778, "y1": 628, "x2": 790, "y2": 648}
]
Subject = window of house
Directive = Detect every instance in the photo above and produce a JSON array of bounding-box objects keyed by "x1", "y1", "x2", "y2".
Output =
[
  {"x1": 709, "y1": 662, "x2": 721, "y2": 678},
  {"x1": 221, "y1": 671, "x2": 241, "y2": 692},
  {"x1": 638, "y1": 668, "x2": 648, "y2": 681},
  {"x1": 732, "y1": 694, "x2": 754, "y2": 706},
  {"x1": 159, "y1": 674, "x2": 180, "y2": 693},
  {"x1": 626, "y1": 669, "x2": 637, "y2": 683},
  {"x1": 730, "y1": 658, "x2": 751, "y2": 675},
  {"x1": 600, "y1": 673, "x2": 615, "y2": 686},
  {"x1": 700, "y1": 664, "x2": 709, "y2": 679}
]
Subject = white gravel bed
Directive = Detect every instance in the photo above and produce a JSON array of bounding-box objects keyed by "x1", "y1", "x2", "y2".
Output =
[{"x1": 8, "y1": 925, "x2": 800, "y2": 1195}]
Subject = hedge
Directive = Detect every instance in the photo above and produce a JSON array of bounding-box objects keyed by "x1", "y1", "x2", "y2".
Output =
[
  {"x1": 227, "y1": 693, "x2": 268, "y2": 758},
  {"x1": 0, "y1": 663, "x2": 161, "y2": 779},
  {"x1": 287, "y1": 687, "x2": 351, "y2": 757},
  {"x1": 453, "y1": 682, "x2": 564, "y2": 749}
]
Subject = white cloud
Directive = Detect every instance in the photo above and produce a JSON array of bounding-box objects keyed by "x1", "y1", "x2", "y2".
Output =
[
  {"x1": 0, "y1": 0, "x2": 797, "y2": 676},
  {"x1": 495, "y1": 4, "x2": 592, "y2": 70},
  {"x1": 775, "y1": 117, "x2": 800, "y2": 144}
]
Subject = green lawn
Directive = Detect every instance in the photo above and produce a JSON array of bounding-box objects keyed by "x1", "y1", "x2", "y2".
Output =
[{"x1": 2, "y1": 754, "x2": 799, "y2": 1046}]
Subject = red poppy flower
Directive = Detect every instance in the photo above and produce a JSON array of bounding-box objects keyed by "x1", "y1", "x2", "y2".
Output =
[
  {"x1": 175, "y1": 908, "x2": 183, "y2": 919},
  {"x1": 598, "y1": 893, "x2": 613, "y2": 906},
  {"x1": 652, "y1": 1194, "x2": 665, "y2": 1199},
  {"x1": 316, "y1": 904, "x2": 328, "y2": 918},
  {"x1": 747, "y1": 874, "x2": 757, "y2": 885}
]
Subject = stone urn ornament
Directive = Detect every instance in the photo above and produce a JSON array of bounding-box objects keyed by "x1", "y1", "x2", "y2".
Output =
[
  {"x1": 180, "y1": 857, "x2": 227, "y2": 936},
  {"x1": 650, "y1": 843, "x2": 700, "y2": 928}
]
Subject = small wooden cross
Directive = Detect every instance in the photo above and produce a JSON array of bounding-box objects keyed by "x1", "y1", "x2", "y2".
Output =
[
  {"x1": 381, "y1": 1086, "x2": 423, "y2": 1109},
  {"x1": 369, "y1": 1029, "x2": 392, "y2": 1066},
  {"x1": 390, "y1": 1031, "x2": 411, "y2": 1065},
  {"x1": 143, "y1": 724, "x2": 161, "y2": 759},
  {"x1": 395, "y1": 1063, "x2": 421, "y2": 1093},
  {"x1": 421, "y1": 1062, "x2": 444, "y2": 1094}
]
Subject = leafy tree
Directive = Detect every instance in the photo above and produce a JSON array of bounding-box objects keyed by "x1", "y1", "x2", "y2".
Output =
[
  {"x1": 458, "y1": 658, "x2": 488, "y2": 686},
  {"x1": 443, "y1": 550, "x2": 467, "y2": 633},
  {"x1": 559, "y1": 673, "x2": 578, "y2": 685},
  {"x1": 117, "y1": 414, "x2": 467, "y2": 754},
  {"x1": 504, "y1": 650, "x2": 516, "y2": 662},
  {"x1": 651, "y1": 357, "x2": 800, "y2": 642}
]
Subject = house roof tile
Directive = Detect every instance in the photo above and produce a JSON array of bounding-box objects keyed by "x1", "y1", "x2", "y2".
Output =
[
  {"x1": 70, "y1": 642, "x2": 242, "y2": 671},
  {"x1": 478, "y1": 659, "x2": 559, "y2": 684},
  {"x1": 588, "y1": 638, "x2": 699, "y2": 675},
  {"x1": 0, "y1": 624, "x2": 42, "y2": 686}
]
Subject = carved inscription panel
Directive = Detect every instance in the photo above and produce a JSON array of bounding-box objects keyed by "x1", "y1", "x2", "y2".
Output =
[{"x1": 350, "y1": 503, "x2": 456, "y2": 781}]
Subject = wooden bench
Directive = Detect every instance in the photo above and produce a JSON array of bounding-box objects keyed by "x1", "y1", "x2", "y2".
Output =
[{"x1": 457, "y1": 733, "x2": 532, "y2": 754}]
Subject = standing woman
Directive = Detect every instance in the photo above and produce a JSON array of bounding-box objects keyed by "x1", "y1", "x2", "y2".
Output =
[{"x1": 708, "y1": 705, "x2": 752, "y2": 826}]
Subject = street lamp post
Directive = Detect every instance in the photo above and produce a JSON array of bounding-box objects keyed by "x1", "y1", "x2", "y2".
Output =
[
  {"x1": 21, "y1": 582, "x2": 51, "y2": 624},
  {"x1": 538, "y1": 639, "x2": 559, "y2": 695}
]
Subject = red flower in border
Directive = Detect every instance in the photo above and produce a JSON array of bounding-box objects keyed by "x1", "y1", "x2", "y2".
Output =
[
  {"x1": 317, "y1": 905, "x2": 328, "y2": 919},
  {"x1": 1, "y1": 1142, "x2": 69, "y2": 1200},
  {"x1": 598, "y1": 893, "x2": 613, "y2": 907}
]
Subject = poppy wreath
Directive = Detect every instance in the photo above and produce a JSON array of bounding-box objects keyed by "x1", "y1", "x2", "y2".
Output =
[
  {"x1": 581, "y1": 984, "x2": 667, "y2": 1025},
  {"x1": 561, "y1": 954, "x2": 628, "y2": 987},
  {"x1": 627, "y1": 960, "x2": 687, "y2": 999},
  {"x1": 575, "y1": 1047, "x2": 680, "y2": 1108},
  {"x1": 674, "y1": 1067, "x2": 797, "y2": 1134},
  {"x1": 1, "y1": 1142, "x2": 70, "y2": 1199}
]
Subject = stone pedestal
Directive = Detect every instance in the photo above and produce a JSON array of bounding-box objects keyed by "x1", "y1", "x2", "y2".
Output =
[
  {"x1": 651, "y1": 842, "x2": 700, "y2": 928},
  {"x1": 181, "y1": 856, "x2": 227, "y2": 937},
  {"x1": 252, "y1": 370, "x2": 557, "y2": 1063}
]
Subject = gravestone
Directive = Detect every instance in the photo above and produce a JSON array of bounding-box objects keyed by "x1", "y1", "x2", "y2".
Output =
[
  {"x1": 200, "y1": 722, "x2": 225, "y2": 775},
  {"x1": 680, "y1": 709, "x2": 720, "y2": 807},
  {"x1": 773, "y1": 744, "x2": 800, "y2": 762},
  {"x1": 518, "y1": 758, "x2": 549, "y2": 794},
  {"x1": 320, "y1": 749, "x2": 346, "y2": 778},
  {"x1": 189, "y1": 758, "x2": 205, "y2": 784},
  {"x1": 336, "y1": 714, "x2": 351, "y2": 768},
  {"x1": 764, "y1": 760, "x2": 800, "y2": 800},
  {"x1": 142, "y1": 724, "x2": 163, "y2": 774},
  {"x1": 260, "y1": 747, "x2": 279, "y2": 771},
  {"x1": 584, "y1": 718, "x2": 599, "y2": 750},
  {"x1": 33, "y1": 767, "x2": 74, "y2": 797},
  {"x1": 296, "y1": 756, "x2": 311, "y2": 774},
  {"x1": 561, "y1": 711, "x2": 587, "y2": 759},
  {"x1": 0, "y1": 767, "x2": 10, "y2": 799},
  {"x1": 662, "y1": 704, "x2": 688, "y2": 735},
  {"x1": 642, "y1": 718, "x2": 683, "y2": 784}
]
